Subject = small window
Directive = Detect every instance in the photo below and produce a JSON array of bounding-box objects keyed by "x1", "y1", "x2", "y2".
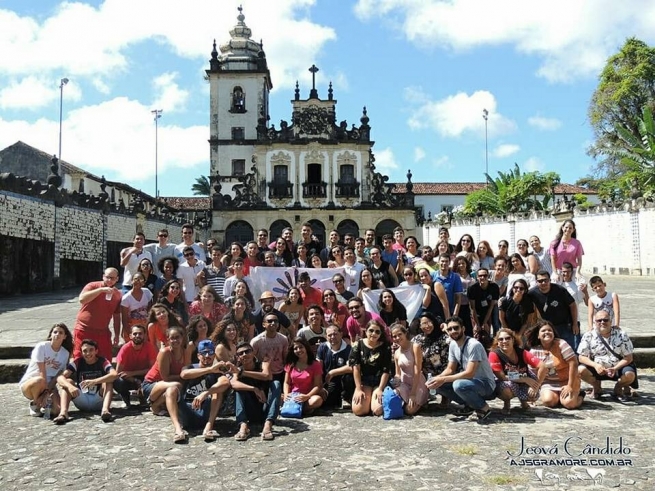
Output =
[
  {"x1": 232, "y1": 159, "x2": 245, "y2": 176},
  {"x1": 273, "y1": 165, "x2": 288, "y2": 183},
  {"x1": 231, "y1": 86, "x2": 246, "y2": 113},
  {"x1": 441, "y1": 205, "x2": 453, "y2": 212},
  {"x1": 232, "y1": 127, "x2": 245, "y2": 140}
]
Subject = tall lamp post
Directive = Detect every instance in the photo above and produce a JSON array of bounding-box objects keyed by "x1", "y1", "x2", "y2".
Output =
[
  {"x1": 58, "y1": 78, "x2": 69, "y2": 162},
  {"x1": 151, "y1": 109, "x2": 163, "y2": 197},
  {"x1": 482, "y1": 108, "x2": 489, "y2": 188}
]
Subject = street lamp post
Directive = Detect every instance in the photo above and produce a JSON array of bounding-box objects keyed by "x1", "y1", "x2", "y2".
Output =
[
  {"x1": 482, "y1": 108, "x2": 489, "y2": 188},
  {"x1": 151, "y1": 109, "x2": 163, "y2": 197},
  {"x1": 58, "y1": 78, "x2": 69, "y2": 162}
]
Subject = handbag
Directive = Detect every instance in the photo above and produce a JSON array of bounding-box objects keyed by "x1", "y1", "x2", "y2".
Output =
[
  {"x1": 280, "y1": 392, "x2": 303, "y2": 419},
  {"x1": 382, "y1": 386, "x2": 404, "y2": 420},
  {"x1": 595, "y1": 334, "x2": 639, "y2": 389}
]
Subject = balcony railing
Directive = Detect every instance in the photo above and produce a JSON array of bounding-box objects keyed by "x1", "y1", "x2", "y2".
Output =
[
  {"x1": 302, "y1": 181, "x2": 327, "y2": 198},
  {"x1": 268, "y1": 181, "x2": 293, "y2": 199},
  {"x1": 335, "y1": 179, "x2": 360, "y2": 198}
]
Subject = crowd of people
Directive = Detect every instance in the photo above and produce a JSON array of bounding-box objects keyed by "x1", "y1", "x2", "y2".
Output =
[{"x1": 19, "y1": 220, "x2": 638, "y2": 442}]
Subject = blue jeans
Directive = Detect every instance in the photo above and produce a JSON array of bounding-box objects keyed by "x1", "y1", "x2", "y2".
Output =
[
  {"x1": 235, "y1": 380, "x2": 281, "y2": 424},
  {"x1": 177, "y1": 398, "x2": 212, "y2": 430},
  {"x1": 555, "y1": 324, "x2": 579, "y2": 352},
  {"x1": 435, "y1": 379, "x2": 495, "y2": 410}
]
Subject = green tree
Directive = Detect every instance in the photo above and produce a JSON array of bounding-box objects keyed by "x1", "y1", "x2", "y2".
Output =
[
  {"x1": 191, "y1": 175, "x2": 211, "y2": 196},
  {"x1": 587, "y1": 38, "x2": 655, "y2": 180}
]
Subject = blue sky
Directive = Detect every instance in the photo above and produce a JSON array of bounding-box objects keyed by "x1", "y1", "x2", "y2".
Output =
[{"x1": 1, "y1": 0, "x2": 654, "y2": 197}]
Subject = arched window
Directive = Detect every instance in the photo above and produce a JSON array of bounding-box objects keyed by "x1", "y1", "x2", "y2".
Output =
[
  {"x1": 374, "y1": 219, "x2": 402, "y2": 243},
  {"x1": 231, "y1": 86, "x2": 246, "y2": 113},
  {"x1": 269, "y1": 219, "x2": 293, "y2": 241},
  {"x1": 225, "y1": 220, "x2": 254, "y2": 247},
  {"x1": 308, "y1": 219, "x2": 326, "y2": 246},
  {"x1": 337, "y1": 219, "x2": 359, "y2": 239}
]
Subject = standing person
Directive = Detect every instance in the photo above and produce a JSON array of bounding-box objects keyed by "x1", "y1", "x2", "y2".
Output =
[
  {"x1": 54, "y1": 339, "x2": 117, "y2": 424},
  {"x1": 73, "y1": 268, "x2": 122, "y2": 362},
  {"x1": 550, "y1": 219, "x2": 584, "y2": 281},
  {"x1": 283, "y1": 337, "x2": 325, "y2": 415},
  {"x1": 251, "y1": 313, "x2": 289, "y2": 385},
  {"x1": 320, "y1": 230, "x2": 341, "y2": 265},
  {"x1": 256, "y1": 229, "x2": 270, "y2": 256},
  {"x1": 528, "y1": 271, "x2": 579, "y2": 351},
  {"x1": 158, "y1": 279, "x2": 188, "y2": 325},
  {"x1": 120, "y1": 272, "x2": 153, "y2": 342},
  {"x1": 120, "y1": 232, "x2": 152, "y2": 292},
  {"x1": 427, "y1": 316, "x2": 496, "y2": 420},
  {"x1": 491, "y1": 256, "x2": 509, "y2": 297},
  {"x1": 369, "y1": 246, "x2": 398, "y2": 288},
  {"x1": 559, "y1": 262, "x2": 589, "y2": 308},
  {"x1": 454, "y1": 234, "x2": 480, "y2": 272},
  {"x1": 231, "y1": 341, "x2": 280, "y2": 442},
  {"x1": 391, "y1": 324, "x2": 428, "y2": 415},
  {"x1": 357, "y1": 268, "x2": 375, "y2": 299},
  {"x1": 363, "y1": 228, "x2": 376, "y2": 255},
  {"x1": 380, "y1": 234, "x2": 403, "y2": 274},
  {"x1": 587, "y1": 275, "x2": 620, "y2": 329},
  {"x1": 354, "y1": 237, "x2": 371, "y2": 267},
  {"x1": 526, "y1": 320, "x2": 583, "y2": 410},
  {"x1": 516, "y1": 239, "x2": 539, "y2": 274},
  {"x1": 114, "y1": 324, "x2": 158, "y2": 408},
  {"x1": 175, "y1": 223, "x2": 204, "y2": 260},
  {"x1": 414, "y1": 245, "x2": 439, "y2": 274},
  {"x1": 499, "y1": 279, "x2": 537, "y2": 340},
  {"x1": 415, "y1": 268, "x2": 448, "y2": 327},
  {"x1": 201, "y1": 245, "x2": 228, "y2": 296},
  {"x1": 272, "y1": 237, "x2": 293, "y2": 266},
  {"x1": 298, "y1": 222, "x2": 321, "y2": 257},
  {"x1": 177, "y1": 246, "x2": 206, "y2": 304},
  {"x1": 399, "y1": 266, "x2": 419, "y2": 287},
  {"x1": 467, "y1": 267, "x2": 500, "y2": 335},
  {"x1": 144, "y1": 228, "x2": 176, "y2": 276},
  {"x1": 529, "y1": 235, "x2": 552, "y2": 275},
  {"x1": 292, "y1": 243, "x2": 310, "y2": 268},
  {"x1": 327, "y1": 245, "x2": 346, "y2": 268},
  {"x1": 137, "y1": 258, "x2": 158, "y2": 297},
  {"x1": 244, "y1": 241, "x2": 262, "y2": 274},
  {"x1": 19, "y1": 323, "x2": 73, "y2": 417},
  {"x1": 507, "y1": 253, "x2": 536, "y2": 291},
  {"x1": 157, "y1": 256, "x2": 179, "y2": 287},
  {"x1": 316, "y1": 325, "x2": 354, "y2": 409},
  {"x1": 178, "y1": 340, "x2": 231, "y2": 442},
  {"x1": 454, "y1": 256, "x2": 475, "y2": 336},
  {"x1": 432, "y1": 253, "x2": 463, "y2": 317},
  {"x1": 377, "y1": 289, "x2": 407, "y2": 327},
  {"x1": 392, "y1": 226, "x2": 406, "y2": 252},
  {"x1": 222, "y1": 257, "x2": 254, "y2": 300},
  {"x1": 278, "y1": 287, "x2": 305, "y2": 340},
  {"x1": 489, "y1": 328, "x2": 546, "y2": 414},
  {"x1": 404, "y1": 236, "x2": 421, "y2": 265},
  {"x1": 476, "y1": 241, "x2": 495, "y2": 271},
  {"x1": 349, "y1": 320, "x2": 393, "y2": 417},
  {"x1": 497, "y1": 240, "x2": 510, "y2": 260}
]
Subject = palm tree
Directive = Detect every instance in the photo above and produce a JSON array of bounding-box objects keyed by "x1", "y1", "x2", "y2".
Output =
[
  {"x1": 191, "y1": 175, "x2": 211, "y2": 196},
  {"x1": 613, "y1": 105, "x2": 655, "y2": 190}
]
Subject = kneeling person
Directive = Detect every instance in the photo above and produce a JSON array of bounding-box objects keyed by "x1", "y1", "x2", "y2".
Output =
[
  {"x1": 179, "y1": 339, "x2": 231, "y2": 441},
  {"x1": 55, "y1": 339, "x2": 117, "y2": 424}
]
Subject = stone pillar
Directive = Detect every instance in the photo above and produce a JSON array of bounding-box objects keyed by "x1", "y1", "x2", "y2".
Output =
[
  {"x1": 508, "y1": 215, "x2": 516, "y2": 255},
  {"x1": 629, "y1": 205, "x2": 642, "y2": 276},
  {"x1": 53, "y1": 202, "x2": 63, "y2": 290}
]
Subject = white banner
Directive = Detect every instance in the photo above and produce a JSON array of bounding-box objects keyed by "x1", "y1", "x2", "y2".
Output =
[
  {"x1": 361, "y1": 284, "x2": 425, "y2": 321},
  {"x1": 249, "y1": 266, "x2": 345, "y2": 302}
]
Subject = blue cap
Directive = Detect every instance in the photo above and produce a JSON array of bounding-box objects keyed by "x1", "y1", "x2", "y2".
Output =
[{"x1": 197, "y1": 339, "x2": 215, "y2": 356}]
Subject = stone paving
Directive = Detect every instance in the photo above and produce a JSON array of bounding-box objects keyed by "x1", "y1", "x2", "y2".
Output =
[{"x1": 0, "y1": 376, "x2": 653, "y2": 491}]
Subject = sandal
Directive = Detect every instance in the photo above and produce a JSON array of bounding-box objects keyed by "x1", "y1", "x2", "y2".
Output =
[
  {"x1": 173, "y1": 431, "x2": 188, "y2": 444},
  {"x1": 261, "y1": 429, "x2": 275, "y2": 441},
  {"x1": 234, "y1": 429, "x2": 250, "y2": 441},
  {"x1": 203, "y1": 430, "x2": 219, "y2": 442},
  {"x1": 101, "y1": 412, "x2": 113, "y2": 423},
  {"x1": 53, "y1": 415, "x2": 70, "y2": 425}
]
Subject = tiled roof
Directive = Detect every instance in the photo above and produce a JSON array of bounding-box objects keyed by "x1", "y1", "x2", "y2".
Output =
[
  {"x1": 162, "y1": 197, "x2": 211, "y2": 210},
  {"x1": 390, "y1": 182, "x2": 597, "y2": 195}
]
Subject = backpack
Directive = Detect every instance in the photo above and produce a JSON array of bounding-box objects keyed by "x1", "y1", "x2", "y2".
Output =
[{"x1": 382, "y1": 386, "x2": 404, "y2": 420}]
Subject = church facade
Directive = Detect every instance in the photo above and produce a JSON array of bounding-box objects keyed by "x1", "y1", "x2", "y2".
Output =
[{"x1": 206, "y1": 9, "x2": 419, "y2": 246}]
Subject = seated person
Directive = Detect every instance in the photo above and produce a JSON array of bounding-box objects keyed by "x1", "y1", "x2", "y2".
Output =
[
  {"x1": 19, "y1": 323, "x2": 72, "y2": 418},
  {"x1": 316, "y1": 324, "x2": 354, "y2": 409},
  {"x1": 283, "y1": 337, "x2": 324, "y2": 415},
  {"x1": 179, "y1": 340, "x2": 232, "y2": 441},
  {"x1": 54, "y1": 338, "x2": 117, "y2": 424},
  {"x1": 526, "y1": 320, "x2": 583, "y2": 410},
  {"x1": 231, "y1": 342, "x2": 281, "y2": 441},
  {"x1": 114, "y1": 324, "x2": 158, "y2": 408},
  {"x1": 578, "y1": 310, "x2": 637, "y2": 400}
]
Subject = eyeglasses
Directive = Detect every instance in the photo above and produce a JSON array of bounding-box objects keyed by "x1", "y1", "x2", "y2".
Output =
[
  {"x1": 265, "y1": 319, "x2": 278, "y2": 324},
  {"x1": 536, "y1": 278, "x2": 550, "y2": 284},
  {"x1": 445, "y1": 325, "x2": 461, "y2": 333},
  {"x1": 595, "y1": 318, "x2": 610, "y2": 324},
  {"x1": 497, "y1": 337, "x2": 512, "y2": 342},
  {"x1": 158, "y1": 234, "x2": 168, "y2": 238},
  {"x1": 237, "y1": 350, "x2": 253, "y2": 356},
  {"x1": 367, "y1": 329, "x2": 381, "y2": 335},
  {"x1": 184, "y1": 253, "x2": 195, "y2": 258},
  {"x1": 183, "y1": 232, "x2": 193, "y2": 235},
  {"x1": 198, "y1": 351, "x2": 215, "y2": 357},
  {"x1": 461, "y1": 239, "x2": 471, "y2": 243},
  {"x1": 141, "y1": 263, "x2": 151, "y2": 268}
]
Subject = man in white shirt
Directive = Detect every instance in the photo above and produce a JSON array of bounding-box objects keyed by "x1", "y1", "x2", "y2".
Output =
[
  {"x1": 177, "y1": 246, "x2": 206, "y2": 303},
  {"x1": 174, "y1": 223, "x2": 205, "y2": 261}
]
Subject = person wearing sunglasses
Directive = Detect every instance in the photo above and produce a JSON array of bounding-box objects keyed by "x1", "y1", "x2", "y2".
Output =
[
  {"x1": 499, "y1": 279, "x2": 537, "y2": 343},
  {"x1": 577, "y1": 310, "x2": 637, "y2": 401},
  {"x1": 174, "y1": 223, "x2": 204, "y2": 261},
  {"x1": 489, "y1": 328, "x2": 546, "y2": 414},
  {"x1": 177, "y1": 246, "x2": 206, "y2": 304},
  {"x1": 144, "y1": 228, "x2": 176, "y2": 276},
  {"x1": 231, "y1": 341, "x2": 280, "y2": 441}
]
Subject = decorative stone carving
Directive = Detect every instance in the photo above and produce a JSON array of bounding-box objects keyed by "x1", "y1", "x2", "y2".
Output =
[
  {"x1": 296, "y1": 105, "x2": 331, "y2": 137},
  {"x1": 336, "y1": 151, "x2": 357, "y2": 167}
]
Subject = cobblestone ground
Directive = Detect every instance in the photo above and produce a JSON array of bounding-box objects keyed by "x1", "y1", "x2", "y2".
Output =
[{"x1": 1, "y1": 374, "x2": 653, "y2": 491}]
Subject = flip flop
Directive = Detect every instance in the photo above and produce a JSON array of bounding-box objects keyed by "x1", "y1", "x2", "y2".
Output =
[
  {"x1": 261, "y1": 429, "x2": 275, "y2": 441},
  {"x1": 203, "y1": 430, "x2": 219, "y2": 442},
  {"x1": 173, "y1": 431, "x2": 188, "y2": 444},
  {"x1": 101, "y1": 412, "x2": 113, "y2": 423},
  {"x1": 53, "y1": 415, "x2": 70, "y2": 425},
  {"x1": 234, "y1": 429, "x2": 250, "y2": 441}
]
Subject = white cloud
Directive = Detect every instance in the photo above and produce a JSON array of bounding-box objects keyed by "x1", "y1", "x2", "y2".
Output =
[
  {"x1": 432, "y1": 155, "x2": 452, "y2": 170},
  {"x1": 374, "y1": 147, "x2": 399, "y2": 172},
  {"x1": 152, "y1": 72, "x2": 189, "y2": 113},
  {"x1": 354, "y1": 0, "x2": 655, "y2": 82},
  {"x1": 528, "y1": 115, "x2": 562, "y2": 131},
  {"x1": 493, "y1": 143, "x2": 520, "y2": 158},
  {"x1": 0, "y1": 76, "x2": 82, "y2": 110},
  {"x1": 405, "y1": 86, "x2": 516, "y2": 138},
  {"x1": 414, "y1": 147, "x2": 426, "y2": 162},
  {"x1": 523, "y1": 156, "x2": 545, "y2": 172},
  {"x1": 0, "y1": 1, "x2": 336, "y2": 91}
]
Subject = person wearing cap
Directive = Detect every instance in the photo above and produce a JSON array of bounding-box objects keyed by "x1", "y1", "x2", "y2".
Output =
[
  {"x1": 252, "y1": 291, "x2": 291, "y2": 337},
  {"x1": 178, "y1": 339, "x2": 233, "y2": 442}
]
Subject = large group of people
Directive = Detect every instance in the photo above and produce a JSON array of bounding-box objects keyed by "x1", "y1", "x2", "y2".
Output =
[{"x1": 19, "y1": 220, "x2": 639, "y2": 442}]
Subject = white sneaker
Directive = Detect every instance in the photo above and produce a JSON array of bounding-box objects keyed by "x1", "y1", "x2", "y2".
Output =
[{"x1": 29, "y1": 402, "x2": 41, "y2": 417}]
